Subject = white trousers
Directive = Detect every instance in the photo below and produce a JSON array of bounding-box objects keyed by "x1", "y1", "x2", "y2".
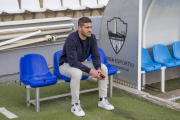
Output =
[{"x1": 59, "y1": 61, "x2": 108, "y2": 104}]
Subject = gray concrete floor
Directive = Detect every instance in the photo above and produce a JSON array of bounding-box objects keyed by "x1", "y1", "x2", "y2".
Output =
[{"x1": 155, "y1": 89, "x2": 180, "y2": 99}]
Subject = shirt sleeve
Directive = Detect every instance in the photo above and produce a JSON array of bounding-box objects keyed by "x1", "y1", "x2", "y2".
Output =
[
  {"x1": 90, "y1": 35, "x2": 101, "y2": 70},
  {"x1": 66, "y1": 38, "x2": 91, "y2": 73}
]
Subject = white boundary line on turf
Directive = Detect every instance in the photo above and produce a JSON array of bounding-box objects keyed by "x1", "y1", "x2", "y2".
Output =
[{"x1": 0, "y1": 107, "x2": 18, "y2": 119}]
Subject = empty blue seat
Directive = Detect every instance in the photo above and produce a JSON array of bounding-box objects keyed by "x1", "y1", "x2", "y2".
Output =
[
  {"x1": 87, "y1": 48, "x2": 117, "y2": 76},
  {"x1": 141, "y1": 48, "x2": 161, "y2": 72},
  {"x1": 53, "y1": 50, "x2": 89, "y2": 82},
  {"x1": 172, "y1": 41, "x2": 180, "y2": 59},
  {"x1": 152, "y1": 44, "x2": 180, "y2": 68},
  {"x1": 20, "y1": 54, "x2": 57, "y2": 88}
]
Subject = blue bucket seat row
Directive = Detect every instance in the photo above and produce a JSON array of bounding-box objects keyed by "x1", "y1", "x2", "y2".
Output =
[
  {"x1": 19, "y1": 48, "x2": 118, "y2": 112},
  {"x1": 141, "y1": 41, "x2": 180, "y2": 92},
  {"x1": 142, "y1": 42, "x2": 180, "y2": 72},
  {"x1": 20, "y1": 48, "x2": 118, "y2": 88}
]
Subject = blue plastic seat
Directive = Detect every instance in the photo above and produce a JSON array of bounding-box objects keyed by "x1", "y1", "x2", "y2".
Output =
[
  {"x1": 20, "y1": 54, "x2": 57, "y2": 88},
  {"x1": 141, "y1": 48, "x2": 161, "y2": 72},
  {"x1": 172, "y1": 41, "x2": 180, "y2": 59},
  {"x1": 87, "y1": 48, "x2": 117, "y2": 76},
  {"x1": 152, "y1": 44, "x2": 180, "y2": 68},
  {"x1": 53, "y1": 50, "x2": 89, "y2": 82}
]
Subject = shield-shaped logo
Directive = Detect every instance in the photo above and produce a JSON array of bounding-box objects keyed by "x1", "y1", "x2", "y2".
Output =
[{"x1": 107, "y1": 17, "x2": 127, "y2": 54}]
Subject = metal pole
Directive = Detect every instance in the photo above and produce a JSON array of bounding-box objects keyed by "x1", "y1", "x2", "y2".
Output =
[
  {"x1": 44, "y1": 12, "x2": 48, "y2": 18},
  {"x1": 26, "y1": 88, "x2": 30, "y2": 106},
  {"x1": 55, "y1": 11, "x2": 58, "y2": 17},
  {"x1": 138, "y1": 73, "x2": 142, "y2": 91},
  {"x1": 0, "y1": 14, "x2": 4, "y2": 22},
  {"x1": 0, "y1": 30, "x2": 41, "y2": 47},
  {"x1": 63, "y1": 11, "x2": 66, "y2": 16},
  {"x1": 97, "y1": 9, "x2": 102, "y2": 15},
  {"x1": 139, "y1": 71, "x2": 145, "y2": 91},
  {"x1": 161, "y1": 67, "x2": 166, "y2": 92},
  {"x1": 33, "y1": 13, "x2": 36, "y2": 19},
  {"x1": 142, "y1": 73, "x2": 146, "y2": 89},
  {"x1": 73, "y1": 11, "x2": 76, "y2": 18},
  {"x1": 0, "y1": 34, "x2": 69, "y2": 51},
  {"x1": 109, "y1": 75, "x2": 113, "y2": 97},
  {"x1": 22, "y1": 14, "x2": 26, "y2": 20},
  {"x1": 12, "y1": 15, "x2": 15, "y2": 21},
  {"x1": 90, "y1": 9, "x2": 93, "y2": 16},
  {"x1": 29, "y1": 88, "x2": 99, "y2": 103},
  {"x1": 81, "y1": 10, "x2": 85, "y2": 17},
  {"x1": 0, "y1": 23, "x2": 74, "y2": 34},
  {"x1": 138, "y1": 0, "x2": 143, "y2": 91},
  {"x1": 0, "y1": 28, "x2": 72, "y2": 40},
  {"x1": 35, "y1": 88, "x2": 40, "y2": 112}
]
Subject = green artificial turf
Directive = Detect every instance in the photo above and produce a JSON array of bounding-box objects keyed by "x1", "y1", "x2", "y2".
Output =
[{"x1": 0, "y1": 80, "x2": 180, "y2": 120}]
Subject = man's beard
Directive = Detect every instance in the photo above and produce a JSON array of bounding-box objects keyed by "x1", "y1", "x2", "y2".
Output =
[{"x1": 81, "y1": 30, "x2": 91, "y2": 37}]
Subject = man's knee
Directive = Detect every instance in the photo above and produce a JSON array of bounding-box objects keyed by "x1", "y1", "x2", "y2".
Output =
[
  {"x1": 101, "y1": 64, "x2": 108, "y2": 73},
  {"x1": 72, "y1": 69, "x2": 83, "y2": 79}
]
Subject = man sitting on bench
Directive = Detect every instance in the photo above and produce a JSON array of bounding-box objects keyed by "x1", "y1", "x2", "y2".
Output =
[{"x1": 59, "y1": 17, "x2": 114, "y2": 117}]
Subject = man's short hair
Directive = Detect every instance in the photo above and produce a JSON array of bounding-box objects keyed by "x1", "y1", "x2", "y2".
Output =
[{"x1": 78, "y1": 17, "x2": 92, "y2": 27}]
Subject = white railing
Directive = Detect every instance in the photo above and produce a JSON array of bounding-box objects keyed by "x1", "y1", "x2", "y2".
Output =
[
  {"x1": 0, "y1": 18, "x2": 74, "y2": 51},
  {"x1": 0, "y1": 30, "x2": 41, "y2": 47}
]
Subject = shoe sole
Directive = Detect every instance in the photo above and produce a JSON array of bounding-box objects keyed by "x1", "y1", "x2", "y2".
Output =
[
  {"x1": 98, "y1": 104, "x2": 114, "y2": 110},
  {"x1": 71, "y1": 110, "x2": 85, "y2": 117}
]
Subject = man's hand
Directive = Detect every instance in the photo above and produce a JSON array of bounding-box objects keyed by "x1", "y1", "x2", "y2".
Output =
[
  {"x1": 97, "y1": 69, "x2": 106, "y2": 80},
  {"x1": 89, "y1": 69, "x2": 106, "y2": 80},
  {"x1": 89, "y1": 69, "x2": 99, "y2": 78}
]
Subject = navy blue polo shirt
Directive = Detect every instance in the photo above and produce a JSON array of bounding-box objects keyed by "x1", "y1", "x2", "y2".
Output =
[{"x1": 59, "y1": 31, "x2": 101, "y2": 73}]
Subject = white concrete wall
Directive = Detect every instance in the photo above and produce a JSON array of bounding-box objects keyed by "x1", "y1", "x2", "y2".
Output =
[{"x1": 0, "y1": 16, "x2": 102, "y2": 83}]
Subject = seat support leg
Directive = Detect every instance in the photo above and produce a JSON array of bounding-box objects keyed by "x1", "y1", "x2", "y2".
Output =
[
  {"x1": 33, "y1": 13, "x2": 36, "y2": 19},
  {"x1": 63, "y1": 11, "x2": 66, "y2": 16},
  {"x1": 97, "y1": 79, "x2": 99, "y2": 87},
  {"x1": 161, "y1": 67, "x2": 166, "y2": 92},
  {"x1": 97, "y1": 9, "x2": 102, "y2": 15},
  {"x1": 90, "y1": 9, "x2": 93, "y2": 16},
  {"x1": 26, "y1": 88, "x2": 30, "y2": 106},
  {"x1": 55, "y1": 11, "x2": 58, "y2": 17},
  {"x1": 73, "y1": 11, "x2": 76, "y2": 18},
  {"x1": 0, "y1": 15, "x2": 4, "y2": 22},
  {"x1": 142, "y1": 73, "x2": 146, "y2": 89},
  {"x1": 22, "y1": 13, "x2": 26, "y2": 20},
  {"x1": 139, "y1": 71, "x2": 145, "y2": 91},
  {"x1": 12, "y1": 14, "x2": 15, "y2": 21},
  {"x1": 35, "y1": 88, "x2": 40, "y2": 112},
  {"x1": 109, "y1": 75, "x2": 113, "y2": 97},
  {"x1": 178, "y1": 66, "x2": 180, "y2": 78},
  {"x1": 81, "y1": 10, "x2": 85, "y2": 17},
  {"x1": 44, "y1": 12, "x2": 48, "y2": 18}
]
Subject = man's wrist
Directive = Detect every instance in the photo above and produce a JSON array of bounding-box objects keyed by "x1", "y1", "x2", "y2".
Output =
[{"x1": 96, "y1": 67, "x2": 101, "y2": 70}]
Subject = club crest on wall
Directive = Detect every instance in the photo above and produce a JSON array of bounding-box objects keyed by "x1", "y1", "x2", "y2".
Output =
[{"x1": 107, "y1": 17, "x2": 127, "y2": 54}]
